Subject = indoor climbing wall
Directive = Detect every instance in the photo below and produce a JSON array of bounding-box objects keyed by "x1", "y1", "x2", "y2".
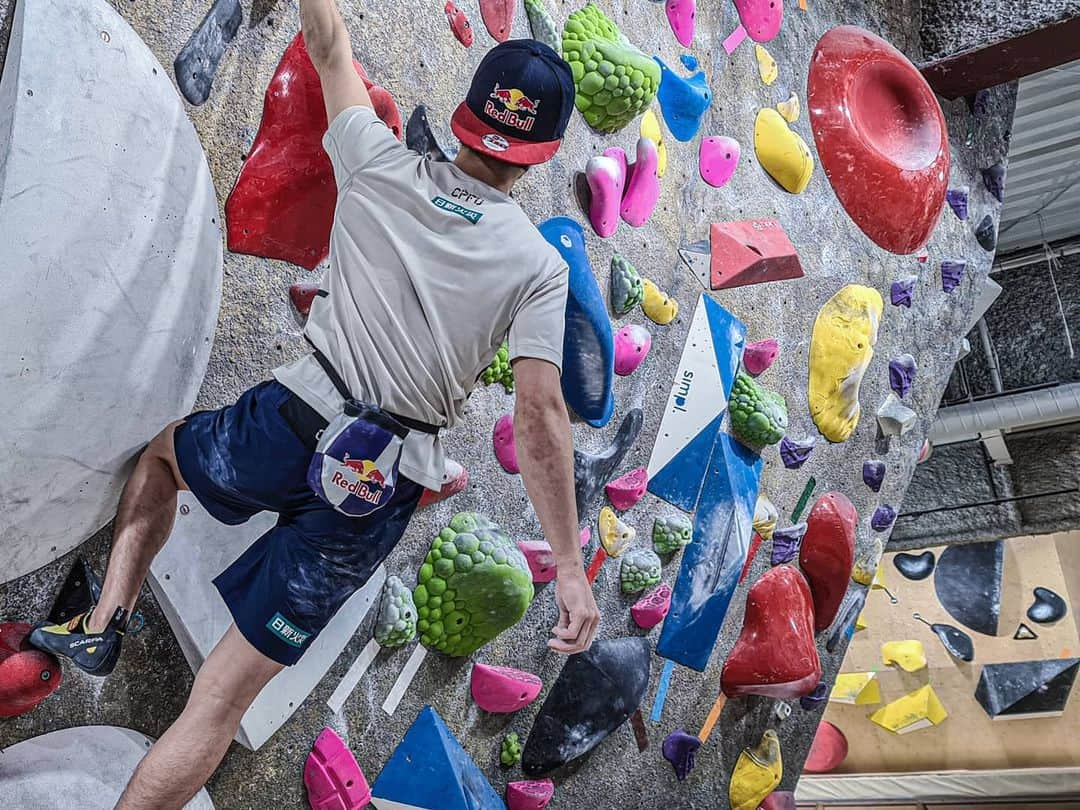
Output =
[{"x1": 0, "y1": 0, "x2": 1016, "y2": 808}]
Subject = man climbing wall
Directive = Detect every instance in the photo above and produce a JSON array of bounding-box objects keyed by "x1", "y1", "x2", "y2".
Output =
[{"x1": 28, "y1": 0, "x2": 600, "y2": 803}]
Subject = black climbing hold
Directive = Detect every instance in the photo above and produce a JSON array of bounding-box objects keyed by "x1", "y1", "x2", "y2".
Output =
[
  {"x1": 405, "y1": 104, "x2": 455, "y2": 162},
  {"x1": 173, "y1": 0, "x2": 243, "y2": 106},
  {"x1": 1014, "y1": 622, "x2": 1038, "y2": 640},
  {"x1": 933, "y1": 540, "x2": 1002, "y2": 636},
  {"x1": 913, "y1": 613, "x2": 974, "y2": 663},
  {"x1": 975, "y1": 658, "x2": 1080, "y2": 719},
  {"x1": 573, "y1": 408, "x2": 643, "y2": 517},
  {"x1": 47, "y1": 557, "x2": 102, "y2": 624},
  {"x1": 893, "y1": 550, "x2": 935, "y2": 581},
  {"x1": 573, "y1": 171, "x2": 592, "y2": 219},
  {"x1": 1027, "y1": 586, "x2": 1068, "y2": 624},
  {"x1": 981, "y1": 161, "x2": 1006, "y2": 203},
  {"x1": 965, "y1": 89, "x2": 991, "y2": 117},
  {"x1": 521, "y1": 636, "x2": 651, "y2": 777},
  {"x1": 975, "y1": 214, "x2": 997, "y2": 251},
  {"x1": 825, "y1": 588, "x2": 866, "y2": 654}
]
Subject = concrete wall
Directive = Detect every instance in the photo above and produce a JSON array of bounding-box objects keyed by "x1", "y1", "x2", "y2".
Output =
[{"x1": 920, "y1": 0, "x2": 1080, "y2": 61}]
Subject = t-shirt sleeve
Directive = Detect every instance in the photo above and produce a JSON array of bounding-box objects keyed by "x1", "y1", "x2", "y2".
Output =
[
  {"x1": 508, "y1": 261, "x2": 569, "y2": 373},
  {"x1": 322, "y1": 105, "x2": 404, "y2": 187}
]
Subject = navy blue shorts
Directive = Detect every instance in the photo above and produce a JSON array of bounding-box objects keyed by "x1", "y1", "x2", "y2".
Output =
[{"x1": 173, "y1": 380, "x2": 422, "y2": 666}]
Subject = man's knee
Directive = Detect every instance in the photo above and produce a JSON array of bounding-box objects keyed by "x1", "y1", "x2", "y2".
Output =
[{"x1": 143, "y1": 420, "x2": 188, "y2": 490}]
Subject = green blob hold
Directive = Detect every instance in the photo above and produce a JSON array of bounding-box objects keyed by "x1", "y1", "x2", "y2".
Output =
[
  {"x1": 524, "y1": 0, "x2": 561, "y2": 52},
  {"x1": 501, "y1": 731, "x2": 523, "y2": 767},
  {"x1": 413, "y1": 512, "x2": 534, "y2": 657},
  {"x1": 610, "y1": 254, "x2": 644, "y2": 315},
  {"x1": 374, "y1": 575, "x2": 417, "y2": 648},
  {"x1": 620, "y1": 547, "x2": 663, "y2": 595},
  {"x1": 480, "y1": 342, "x2": 514, "y2": 394},
  {"x1": 652, "y1": 514, "x2": 693, "y2": 555},
  {"x1": 728, "y1": 371, "x2": 789, "y2": 450}
]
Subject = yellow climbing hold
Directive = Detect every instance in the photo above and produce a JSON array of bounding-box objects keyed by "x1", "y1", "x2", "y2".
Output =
[
  {"x1": 855, "y1": 611, "x2": 868, "y2": 632},
  {"x1": 755, "y1": 44, "x2": 778, "y2": 86},
  {"x1": 753, "y1": 108, "x2": 814, "y2": 194},
  {"x1": 808, "y1": 284, "x2": 883, "y2": 443},
  {"x1": 641, "y1": 279, "x2": 678, "y2": 325},
  {"x1": 869, "y1": 685, "x2": 948, "y2": 734},
  {"x1": 871, "y1": 561, "x2": 888, "y2": 592},
  {"x1": 729, "y1": 729, "x2": 782, "y2": 810},
  {"x1": 776, "y1": 92, "x2": 800, "y2": 123},
  {"x1": 882, "y1": 640, "x2": 928, "y2": 672},
  {"x1": 830, "y1": 672, "x2": 881, "y2": 705},
  {"x1": 598, "y1": 506, "x2": 635, "y2": 557},
  {"x1": 640, "y1": 109, "x2": 668, "y2": 178},
  {"x1": 752, "y1": 495, "x2": 778, "y2": 541},
  {"x1": 851, "y1": 537, "x2": 883, "y2": 585}
]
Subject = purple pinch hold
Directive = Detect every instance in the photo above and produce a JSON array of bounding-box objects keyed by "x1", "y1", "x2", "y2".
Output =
[
  {"x1": 799, "y1": 681, "x2": 828, "y2": 711},
  {"x1": 891, "y1": 275, "x2": 916, "y2": 308},
  {"x1": 945, "y1": 188, "x2": 969, "y2": 220},
  {"x1": 770, "y1": 521, "x2": 807, "y2": 565},
  {"x1": 779, "y1": 436, "x2": 816, "y2": 469},
  {"x1": 862, "y1": 459, "x2": 886, "y2": 492},
  {"x1": 941, "y1": 259, "x2": 966, "y2": 293},
  {"x1": 661, "y1": 730, "x2": 702, "y2": 781},
  {"x1": 888, "y1": 354, "x2": 917, "y2": 399},
  {"x1": 871, "y1": 504, "x2": 897, "y2": 532}
]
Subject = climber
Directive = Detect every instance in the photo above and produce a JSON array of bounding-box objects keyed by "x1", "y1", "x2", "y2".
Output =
[{"x1": 29, "y1": 0, "x2": 599, "y2": 804}]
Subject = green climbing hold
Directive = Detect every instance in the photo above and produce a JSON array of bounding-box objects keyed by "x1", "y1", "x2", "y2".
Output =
[
  {"x1": 728, "y1": 371, "x2": 788, "y2": 451},
  {"x1": 414, "y1": 512, "x2": 534, "y2": 657},
  {"x1": 481, "y1": 342, "x2": 514, "y2": 393},
  {"x1": 610, "y1": 254, "x2": 644, "y2": 316},
  {"x1": 620, "y1": 547, "x2": 663, "y2": 594},
  {"x1": 652, "y1": 514, "x2": 692, "y2": 555},
  {"x1": 524, "y1": 0, "x2": 561, "y2": 52},
  {"x1": 501, "y1": 731, "x2": 523, "y2": 766},
  {"x1": 375, "y1": 574, "x2": 418, "y2": 649},
  {"x1": 562, "y1": 3, "x2": 661, "y2": 132}
]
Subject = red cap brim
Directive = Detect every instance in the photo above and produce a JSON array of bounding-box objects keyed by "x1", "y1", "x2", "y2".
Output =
[{"x1": 450, "y1": 103, "x2": 561, "y2": 166}]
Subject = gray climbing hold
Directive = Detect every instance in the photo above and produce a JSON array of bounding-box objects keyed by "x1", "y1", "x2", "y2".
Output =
[
  {"x1": 174, "y1": 0, "x2": 243, "y2": 106},
  {"x1": 862, "y1": 460, "x2": 885, "y2": 492},
  {"x1": 982, "y1": 161, "x2": 1006, "y2": 203},
  {"x1": 779, "y1": 436, "x2": 815, "y2": 469},
  {"x1": 1027, "y1": 587, "x2": 1068, "y2": 624},
  {"x1": 620, "y1": 547, "x2": 662, "y2": 594},
  {"x1": 893, "y1": 550, "x2": 935, "y2": 580},
  {"x1": 975, "y1": 214, "x2": 997, "y2": 251},
  {"x1": 524, "y1": 0, "x2": 561, "y2": 52},
  {"x1": 877, "y1": 393, "x2": 917, "y2": 436},
  {"x1": 940, "y1": 260, "x2": 966, "y2": 293},
  {"x1": 375, "y1": 575, "x2": 418, "y2": 648},
  {"x1": 406, "y1": 104, "x2": 455, "y2": 162},
  {"x1": 652, "y1": 514, "x2": 692, "y2": 555},
  {"x1": 609, "y1": 254, "x2": 644, "y2": 316},
  {"x1": 888, "y1": 354, "x2": 917, "y2": 399},
  {"x1": 574, "y1": 409, "x2": 644, "y2": 517}
]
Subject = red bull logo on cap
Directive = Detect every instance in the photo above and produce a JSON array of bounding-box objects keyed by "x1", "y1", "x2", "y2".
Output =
[{"x1": 485, "y1": 83, "x2": 538, "y2": 132}]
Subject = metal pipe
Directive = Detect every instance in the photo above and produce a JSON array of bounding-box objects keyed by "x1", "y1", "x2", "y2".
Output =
[
  {"x1": 930, "y1": 382, "x2": 1080, "y2": 445},
  {"x1": 992, "y1": 238, "x2": 1080, "y2": 273},
  {"x1": 975, "y1": 317, "x2": 1005, "y2": 394},
  {"x1": 897, "y1": 486, "x2": 1079, "y2": 519}
]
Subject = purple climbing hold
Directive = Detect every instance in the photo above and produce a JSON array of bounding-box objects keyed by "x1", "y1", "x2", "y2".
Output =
[
  {"x1": 661, "y1": 730, "x2": 701, "y2": 781},
  {"x1": 941, "y1": 260, "x2": 966, "y2": 293},
  {"x1": 779, "y1": 436, "x2": 815, "y2": 469},
  {"x1": 770, "y1": 522, "x2": 806, "y2": 565},
  {"x1": 890, "y1": 276, "x2": 916, "y2": 308},
  {"x1": 946, "y1": 188, "x2": 968, "y2": 220},
  {"x1": 982, "y1": 161, "x2": 1006, "y2": 203},
  {"x1": 743, "y1": 337, "x2": 779, "y2": 376},
  {"x1": 888, "y1": 354, "x2": 917, "y2": 399},
  {"x1": 871, "y1": 505, "x2": 897, "y2": 532},
  {"x1": 862, "y1": 459, "x2": 885, "y2": 492},
  {"x1": 800, "y1": 680, "x2": 828, "y2": 710},
  {"x1": 976, "y1": 214, "x2": 997, "y2": 251}
]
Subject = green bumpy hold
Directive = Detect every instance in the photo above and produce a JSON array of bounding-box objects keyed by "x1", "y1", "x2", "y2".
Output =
[
  {"x1": 620, "y1": 547, "x2": 663, "y2": 594},
  {"x1": 728, "y1": 371, "x2": 789, "y2": 450},
  {"x1": 562, "y1": 3, "x2": 661, "y2": 132},
  {"x1": 524, "y1": 0, "x2": 561, "y2": 52},
  {"x1": 610, "y1": 254, "x2": 644, "y2": 315},
  {"x1": 414, "y1": 512, "x2": 534, "y2": 657},
  {"x1": 652, "y1": 514, "x2": 692, "y2": 555},
  {"x1": 501, "y1": 731, "x2": 523, "y2": 766},
  {"x1": 481, "y1": 342, "x2": 514, "y2": 394},
  {"x1": 374, "y1": 575, "x2": 417, "y2": 649}
]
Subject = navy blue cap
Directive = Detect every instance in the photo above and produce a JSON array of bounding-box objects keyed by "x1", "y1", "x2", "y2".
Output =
[{"x1": 451, "y1": 40, "x2": 574, "y2": 165}]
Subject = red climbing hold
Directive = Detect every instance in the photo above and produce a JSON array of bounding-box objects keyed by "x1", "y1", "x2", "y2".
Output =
[
  {"x1": 720, "y1": 565, "x2": 821, "y2": 699},
  {"x1": 0, "y1": 623, "x2": 61, "y2": 718},
  {"x1": 605, "y1": 467, "x2": 648, "y2": 511},
  {"x1": 507, "y1": 779, "x2": 554, "y2": 810},
  {"x1": 799, "y1": 492, "x2": 858, "y2": 633},
  {"x1": 418, "y1": 459, "x2": 469, "y2": 508},
  {"x1": 804, "y1": 721, "x2": 849, "y2": 773},
  {"x1": 471, "y1": 662, "x2": 543, "y2": 713},
  {"x1": 479, "y1": 0, "x2": 514, "y2": 42},
  {"x1": 289, "y1": 282, "x2": 319, "y2": 318},
  {"x1": 444, "y1": 1, "x2": 474, "y2": 47},
  {"x1": 226, "y1": 33, "x2": 402, "y2": 270},
  {"x1": 738, "y1": 532, "x2": 764, "y2": 583},
  {"x1": 305, "y1": 727, "x2": 372, "y2": 810},
  {"x1": 709, "y1": 219, "x2": 803, "y2": 290}
]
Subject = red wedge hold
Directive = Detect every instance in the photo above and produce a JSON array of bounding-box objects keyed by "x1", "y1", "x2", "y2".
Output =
[
  {"x1": 418, "y1": 459, "x2": 469, "y2": 508},
  {"x1": 289, "y1": 282, "x2": 319, "y2": 318},
  {"x1": 518, "y1": 540, "x2": 557, "y2": 583},
  {"x1": 471, "y1": 662, "x2": 543, "y2": 713},
  {"x1": 709, "y1": 219, "x2": 803, "y2": 290},
  {"x1": 721, "y1": 565, "x2": 821, "y2": 699},
  {"x1": 479, "y1": 0, "x2": 514, "y2": 41},
  {"x1": 507, "y1": 779, "x2": 555, "y2": 810},
  {"x1": 605, "y1": 467, "x2": 648, "y2": 511},
  {"x1": 304, "y1": 727, "x2": 372, "y2": 810},
  {"x1": 0, "y1": 623, "x2": 61, "y2": 718},
  {"x1": 799, "y1": 492, "x2": 858, "y2": 632},
  {"x1": 804, "y1": 720, "x2": 848, "y2": 773}
]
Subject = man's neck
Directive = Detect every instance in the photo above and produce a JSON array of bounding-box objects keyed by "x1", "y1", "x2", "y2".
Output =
[{"x1": 453, "y1": 150, "x2": 517, "y2": 196}]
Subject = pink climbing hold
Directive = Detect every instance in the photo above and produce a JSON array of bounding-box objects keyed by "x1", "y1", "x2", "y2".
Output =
[
  {"x1": 605, "y1": 467, "x2": 649, "y2": 511},
  {"x1": 479, "y1": 0, "x2": 514, "y2": 41},
  {"x1": 507, "y1": 779, "x2": 555, "y2": 810},
  {"x1": 603, "y1": 146, "x2": 628, "y2": 187},
  {"x1": 470, "y1": 662, "x2": 543, "y2": 713},
  {"x1": 493, "y1": 413, "x2": 519, "y2": 474},
  {"x1": 304, "y1": 727, "x2": 371, "y2": 810},
  {"x1": 289, "y1": 282, "x2": 319, "y2": 318},
  {"x1": 743, "y1": 338, "x2": 779, "y2": 376},
  {"x1": 631, "y1": 583, "x2": 672, "y2": 629},
  {"x1": 734, "y1": 0, "x2": 783, "y2": 42},
  {"x1": 698, "y1": 136, "x2": 740, "y2": 188},
  {"x1": 518, "y1": 540, "x2": 558, "y2": 583},
  {"x1": 580, "y1": 526, "x2": 592, "y2": 547},
  {"x1": 444, "y1": 1, "x2": 473, "y2": 47},
  {"x1": 417, "y1": 458, "x2": 468, "y2": 508},
  {"x1": 614, "y1": 324, "x2": 652, "y2": 376},
  {"x1": 621, "y1": 137, "x2": 661, "y2": 228},
  {"x1": 585, "y1": 155, "x2": 625, "y2": 238},
  {"x1": 665, "y1": 0, "x2": 696, "y2": 47}
]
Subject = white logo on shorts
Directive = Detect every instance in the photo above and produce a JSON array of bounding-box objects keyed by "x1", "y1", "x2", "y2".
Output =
[{"x1": 482, "y1": 133, "x2": 510, "y2": 152}]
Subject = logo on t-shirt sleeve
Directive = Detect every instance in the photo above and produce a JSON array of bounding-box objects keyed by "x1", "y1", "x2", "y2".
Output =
[{"x1": 431, "y1": 196, "x2": 484, "y2": 224}]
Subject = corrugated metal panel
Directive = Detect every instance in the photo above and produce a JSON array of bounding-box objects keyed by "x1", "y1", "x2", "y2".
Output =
[{"x1": 996, "y1": 59, "x2": 1080, "y2": 253}]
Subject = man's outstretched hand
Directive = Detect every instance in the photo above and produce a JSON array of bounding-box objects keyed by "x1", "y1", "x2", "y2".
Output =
[{"x1": 549, "y1": 568, "x2": 601, "y2": 654}]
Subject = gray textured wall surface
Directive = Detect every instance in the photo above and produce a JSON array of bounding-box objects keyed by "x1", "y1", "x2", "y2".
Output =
[
  {"x1": 0, "y1": 0, "x2": 1015, "y2": 807},
  {"x1": 920, "y1": 0, "x2": 1080, "y2": 60}
]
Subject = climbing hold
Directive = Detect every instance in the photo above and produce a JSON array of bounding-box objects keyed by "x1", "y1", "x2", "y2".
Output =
[
  {"x1": 561, "y1": 3, "x2": 661, "y2": 132},
  {"x1": 722, "y1": 565, "x2": 820, "y2": 698},
  {"x1": 946, "y1": 188, "x2": 969, "y2": 220},
  {"x1": 918, "y1": 438, "x2": 933, "y2": 462},
  {"x1": 729, "y1": 730, "x2": 782, "y2": 810},
  {"x1": 976, "y1": 658, "x2": 1080, "y2": 720},
  {"x1": 779, "y1": 436, "x2": 815, "y2": 469},
  {"x1": 471, "y1": 663, "x2": 543, "y2": 714},
  {"x1": 941, "y1": 259, "x2": 966, "y2": 293},
  {"x1": 610, "y1": 256, "x2": 644, "y2": 317},
  {"x1": 661, "y1": 730, "x2": 701, "y2": 781},
  {"x1": 752, "y1": 496, "x2": 779, "y2": 541},
  {"x1": 734, "y1": 0, "x2": 783, "y2": 42},
  {"x1": 517, "y1": 540, "x2": 558, "y2": 583},
  {"x1": 754, "y1": 108, "x2": 813, "y2": 194},
  {"x1": 620, "y1": 547, "x2": 662, "y2": 594},
  {"x1": 305, "y1": 727, "x2": 372, "y2": 810},
  {"x1": 574, "y1": 409, "x2": 644, "y2": 515},
  {"x1": 226, "y1": 34, "x2": 402, "y2": 270},
  {"x1": 871, "y1": 505, "x2": 897, "y2": 533},
  {"x1": 693, "y1": 219, "x2": 804, "y2": 291},
  {"x1": 804, "y1": 721, "x2": 847, "y2": 774},
  {"x1": 809, "y1": 284, "x2": 883, "y2": 443},
  {"x1": 289, "y1": 283, "x2": 319, "y2": 319},
  {"x1": 870, "y1": 685, "x2": 948, "y2": 734},
  {"x1": 776, "y1": 92, "x2": 800, "y2": 123},
  {"x1": 665, "y1": 0, "x2": 696, "y2": 46},
  {"x1": 893, "y1": 550, "x2": 935, "y2": 580},
  {"x1": 729, "y1": 371, "x2": 789, "y2": 451},
  {"x1": 614, "y1": 325, "x2": 652, "y2": 376},
  {"x1": 599, "y1": 506, "x2": 636, "y2": 557},
  {"x1": 934, "y1": 540, "x2": 1002, "y2": 637},
  {"x1": 968, "y1": 89, "x2": 992, "y2": 116},
  {"x1": 830, "y1": 672, "x2": 881, "y2": 704},
  {"x1": 1014, "y1": 622, "x2": 1038, "y2": 640},
  {"x1": 742, "y1": 338, "x2": 778, "y2": 376},
  {"x1": 481, "y1": 343, "x2": 515, "y2": 393},
  {"x1": 500, "y1": 732, "x2": 523, "y2": 767},
  {"x1": 808, "y1": 26, "x2": 949, "y2": 255},
  {"x1": 653, "y1": 57, "x2": 712, "y2": 142},
  {"x1": 982, "y1": 161, "x2": 1006, "y2": 203},
  {"x1": 800, "y1": 493, "x2": 857, "y2": 633},
  {"x1": 641, "y1": 278, "x2": 679, "y2": 325},
  {"x1": 740, "y1": 532, "x2": 764, "y2": 582},
  {"x1": 755, "y1": 44, "x2": 778, "y2": 85},
  {"x1": 770, "y1": 523, "x2": 806, "y2": 565},
  {"x1": 414, "y1": 513, "x2": 533, "y2": 657},
  {"x1": 606, "y1": 467, "x2": 649, "y2": 510},
  {"x1": 851, "y1": 537, "x2": 883, "y2": 586},
  {"x1": 47, "y1": 557, "x2": 102, "y2": 625},
  {"x1": 479, "y1": 0, "x2": 514, "y2": 41},
  {"x1": 698, "y1": 136, "x2": 741, "y2": 188},
  {"x1": 975, "y1": 214, "x2": 997, "y2": 251},
  {"x1": 493, "y1": 414, "x2": 519, "y2": 474},
  {"x1": 652, "y1": 514, "x2": 693, "y2": 555},
  {"x1": 1027, "y1": 587, "x2": 1068, "y2": 624},
  {"x1": 631, "y1": 584, "x2": 672, "y2": 629},
  {"x1": 888, "y1": 354, "x2": 918, "y2": 399},
  {"x1": 890, "y1": 275, "x2": 917, "y2": 308},
  {"x1": 640, "y1": 109, "x2": 669, "y2": 178},
  {"x1": 374, "y1": 575, "x2": 418, "y2": 649},
  {"x1": 524, "y1": 0, "x2": 560, "y2": 51},
  {"x1": 406, "y1": 104, "x2": 454, "y2": 162},
  {"x1": 418, "y1": 458, "x2": 469, "y2": 508},
  {"x1": 799, "y1": 681, "x2": 829, "y2": 711},
  {"x1": 507, "y1": 779, "x2": 554, "y2": 810},
  {"x1": 876, "y1": 393, "x2": 917, "y2": 436},
  {"x1": 0, "y1": 623, "x2": 62, "y2": 718},
  {"x1": 882, "y1": 640, "x2": 927, "y2": 672},
  {"x1": 445, "y1": 1, "x2": 474, "y2": 47},
  {"x1": 521, "y1": 637, "x2": 651, "y2": 776},
  {"x1": 760, "y1": 793, "x2": 797, "y2": 810},
  {"x1": 174, "y1": 0, "x2": 242, "y2": 106},
  {"x1": 621, "y1": 137, "x2": 661, "y2": 226},
  {"x1": 911, "y1": 613, "x2": 974, "y2": 662},
  {"x1": 862, "y1": 460, "x2": 886, "y2": 492},
  {"x1": 584, "y1": 155, "x2": 624, "y2": 237}
]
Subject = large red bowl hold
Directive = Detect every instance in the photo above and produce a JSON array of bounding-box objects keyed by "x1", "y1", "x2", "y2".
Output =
[
  {"x1": 807, "y1": 26, "x2": 949, "y2": 255},
  {"x1": 804, "y1": 720, "x2": 849, "y2": 773}
]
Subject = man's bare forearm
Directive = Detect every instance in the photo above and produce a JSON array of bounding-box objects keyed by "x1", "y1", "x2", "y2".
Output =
[{"x1": 299, "y1": 0, "x2": 350, "y2": 68}]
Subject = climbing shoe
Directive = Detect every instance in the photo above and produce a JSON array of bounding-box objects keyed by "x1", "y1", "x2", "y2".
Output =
[{"x1": 29, "y1": 606, "x2": 127, "y2": 677}]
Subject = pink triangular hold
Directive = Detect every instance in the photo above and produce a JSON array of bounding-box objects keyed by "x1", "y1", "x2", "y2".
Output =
[
  {"x1": 304, "y1": 728, "x2": 371, "y2": 810},
  {"x1": 743, "y1": 338, "x2": 779, "y2": 376},
  {"x1": 518, "y1": 540, "x2": 558, "y2": 583},
  {"x1": 709, "y1": 219, "x2": 803, "y2": 290},
  {"x1": 605, "y1": 467, "x2": 649, "y2": 511},
  {"x1": 479, "y1": 0, "x2": 514, "y2": 41},
  {"x1": 665, "y1": 0, "x2": 696, "y2": 47},
  {"x1": 631, "y1": 583, "x2": 672, "y2": 629},
  {"x1": 471, "y1": 662, "x2": 543, "y2": 713},
  {"x1": 507, "y1": 779, "x2": 555, "y2": 810},
  {"x1": 418, "y1": 458, "x2": 469, "y2": 508}
]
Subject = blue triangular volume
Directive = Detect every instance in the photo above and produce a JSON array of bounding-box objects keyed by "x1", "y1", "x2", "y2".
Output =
[
  {"x1": 647, "y1": 412, "x2": 724, "y2": 512},
  {"x1": 372, "y1": 706, "x2": 505, "y2": 810},
  {"x1": 702, "y1": 296, "x2": 746, "y2": 399}
]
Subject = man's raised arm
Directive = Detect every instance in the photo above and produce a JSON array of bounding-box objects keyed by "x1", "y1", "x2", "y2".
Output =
[{"x1": 299, "y1": 0, "x2": 371, "y2": 122}]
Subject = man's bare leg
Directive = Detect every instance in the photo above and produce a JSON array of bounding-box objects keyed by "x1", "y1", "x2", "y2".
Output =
[
  {"x1": 87, "y1": 420, "x2": 187, "y2": 633},
  {"x1": 117, "y1": 624, "x2": 284, "y2": 809}
]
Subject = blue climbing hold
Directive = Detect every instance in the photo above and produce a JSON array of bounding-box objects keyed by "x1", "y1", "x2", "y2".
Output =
[
  {"x1": 680, "y1": 54, "x2": 699, "y2": 71},
  {"x1": 653, "y1": 57, "x2": 712, "y2": 142},
  {"x1": 538, "y1": 217, "x2": 615, "y2": 428}
]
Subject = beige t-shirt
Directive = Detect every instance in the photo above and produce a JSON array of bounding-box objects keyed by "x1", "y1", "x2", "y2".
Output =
[{"x1": 274, "y1": 106, "x2": 568, "y2": 490}]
